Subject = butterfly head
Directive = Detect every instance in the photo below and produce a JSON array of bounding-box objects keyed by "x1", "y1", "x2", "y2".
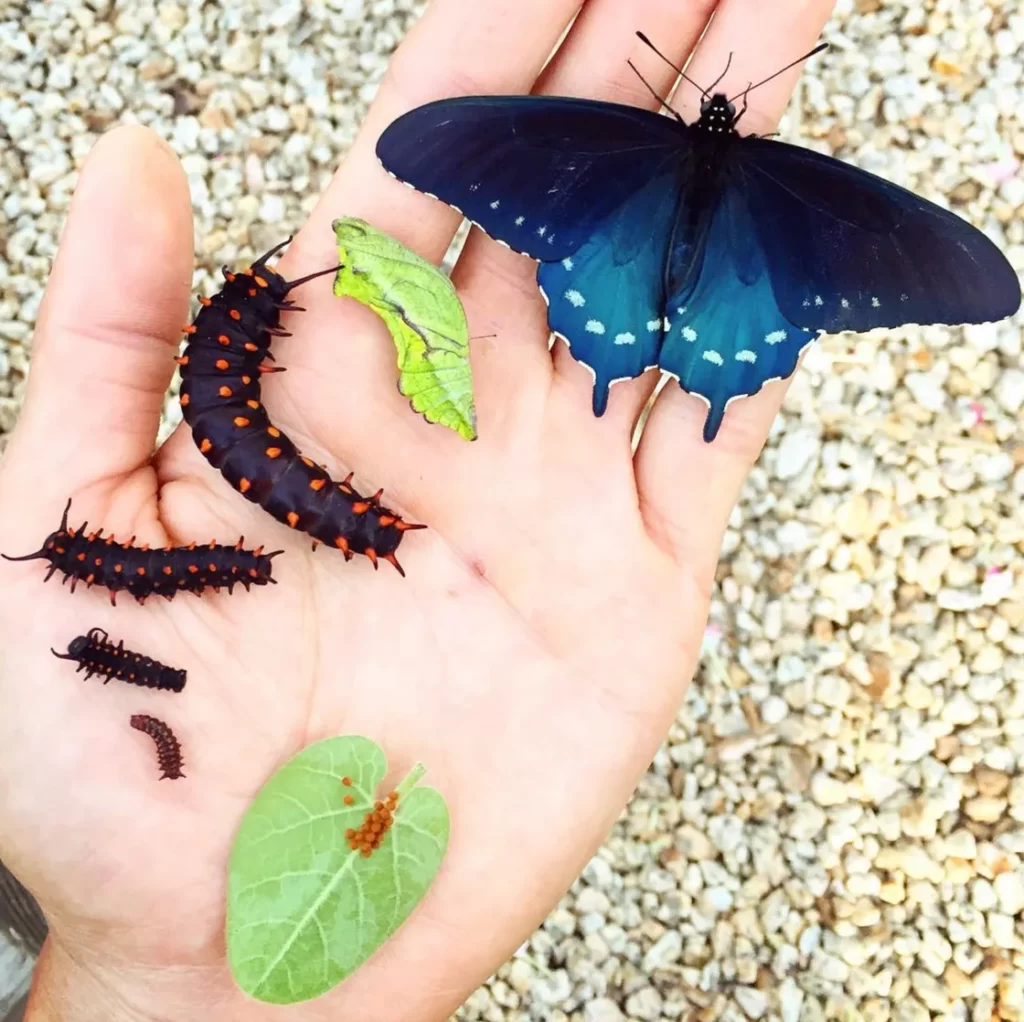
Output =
[{"x1": 696, "y1": 94, "x2": 738, "y2": 135}]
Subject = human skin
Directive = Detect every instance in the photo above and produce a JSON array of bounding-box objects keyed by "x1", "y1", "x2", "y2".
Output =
[{"x1": 0, "y1": 0, "x2": 836, "y2": 1019}]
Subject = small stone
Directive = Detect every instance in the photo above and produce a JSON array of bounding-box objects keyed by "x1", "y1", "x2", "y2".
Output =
[
  {"x1": 625, "y1": 986, "x2": 663, "y2": 1021},
  {"x1": 944, "y1": 964, "x2": 974, "y2": 1000},
  {"x1": 583, "y1": 855, "x2": 615, "y2": 889},
  {"x1": 942, "y1": 692, "x2": 980, "y2": 726},
  {"x1": 575, "y1": 888, "x2": 610, "y2": 916},
  {"x1": 507, "y1": 959, "x2": 533, "y2": 995},
  {"x1": 789, "y1": 803, "x2": 827, "y2": 840},
  {"x1": 779, "y1": 978, "x2": 804, "y2": 1022},
  {"x1": 531, "y1": 969, "x2": 571, "y2": 1006},
  {"x1": 993, "y1": 871, "x2": 1024, "y2": 916},
  {"x1": 775, "y1": 429, "x2": 821, "y2": 479},
  {"x1": 584, "y1": 999, "x2": 625, "y2": 1022},
  {"x1": 965, "y1": 796, "x2": 1007, "y2": 823},
  {"x1": 734, "y1": 987, "x2": 768, "y2": 1019},
  {"x1": 975, "y1": 766, "x2": 1011, "y2": 798},
  {"x1": 995, "y1": 369, "x2": 1024, "y2": 414},
  {"x1": 811, "y1": 773, "x2": 849, "y2": 806},
  {"x1": 642, "y1": 930, "x2": 682, "y2": 972},
  {"x1": 222, "y1": 35, "x2": 261, "y2": 74},
  {"x1": 675, "y1": 825, "x2": 716, "y2": 861},
  {"x1": 911, "y1": 971, "x2": 951, "y2": 1013},
  {"x1": 701, "y1": 886, "x2": 735, "y2": 914}
]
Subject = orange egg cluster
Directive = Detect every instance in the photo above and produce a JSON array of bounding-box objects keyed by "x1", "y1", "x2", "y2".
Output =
[{"x1": 343, "y1": 779, "x2": 400, "y2": 858}]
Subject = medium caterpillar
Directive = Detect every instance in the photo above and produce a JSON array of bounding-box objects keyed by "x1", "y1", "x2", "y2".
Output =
[
  {"x1": 52, "y1": 627, "x2": 186, "y2": 692},
  {"x1": 177, "y1": 238, "x2": 424, "y2": 576},
  {"x1": 1, "y1": 499, "x2": 280, "y2": 606},
  {"x1": 130, "y1": 714, "x2": 185, "y2": 780}
]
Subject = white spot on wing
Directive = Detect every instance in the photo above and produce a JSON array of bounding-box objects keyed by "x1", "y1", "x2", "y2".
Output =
[
  {"x1": 736, "y1": 350, "x2": 757, "y2": 363},
  {"x1": 564, "y1": 289, "x2": 585, "y2": 308},
  {"x1": 490, "y1": 200, "x2": 500, "y2": 209},
  {"x1": 765, "y1": 330, "x2": 787, "y2": 345},
  {"x1": 647, "y1": 319, "x2": 662, "y2": 332},
  {"x1": 814, "y1": 295, "x2": 824, "y2": 307},
  {"x1": 585, "y1": 319, "x2": 606, "y2": 335},
  {"x1": 537, "y1": 226, "x2": 547, "y2": 237},
  {"x1": 470, "y1": 183, "x2": 480, "y2": 192},
  {"x1": 841, "y1": 298, "x2": 850, "y2": 309},
  {"x1": 702, "y1": 350, "x2": 724, "y2": 366},
  {"x1": 562, "y1": 257, "x2": 574, "y2": 271},
  {"x1": 515, "y1": 216, "x2": 525, "y2": 226},
  {"x1": 614, "y1": 332, "x2": 636, "y2": 346},
  {"x1": 871, "y1": 296, "x2": 880, "y2": 308},
  {"x1": 682, "y1": 326, "x2": 698, "y2": 342}
]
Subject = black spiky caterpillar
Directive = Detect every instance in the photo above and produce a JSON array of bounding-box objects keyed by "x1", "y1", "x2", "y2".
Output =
[
  {"x1": 52, "y1": 627, "x2": 186, "y2": 693},
  {"x1": 1, "y1": 498, "x2": 280, "y2": 606},
  {"x1": 176, "y1": 237, "x2": 425, "y2": 576},
  {"x1": 130, "y1": 714, "x2": 185, "y2": 780}
]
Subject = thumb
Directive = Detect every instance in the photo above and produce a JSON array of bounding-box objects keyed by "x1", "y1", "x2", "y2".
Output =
[{"x1": 3, "y1": 125, "x2": 193, "y2": 511}]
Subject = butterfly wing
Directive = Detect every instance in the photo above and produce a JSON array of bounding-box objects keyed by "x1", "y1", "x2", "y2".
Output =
[
  {"x1": 735, "y1": 137, "x2": 1022, "y2": 331},
  {"x1": 376, "y1": 96, "x2": 684, "y2": 261},
  {"x1": 661, "y1": 175, "x2": 817, "y2": 443},
  {"x1": 538, "y1": 165, "x2": 684, "y2": 413}
]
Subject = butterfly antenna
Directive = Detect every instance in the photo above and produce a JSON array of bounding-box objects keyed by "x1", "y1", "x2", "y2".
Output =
[
  {"x1": 706, "y1": 52, "x2": 733, "y2": 95},
  {"x1": 626, "y1": 60, "x2": 683, "y2": 122},
  {"x1": 283, "y1": 263, "x2": 344, "y2": 292},
  {"x1": 728, "y1": 43, "x2": 829, "y2": 103},
  {"x1": 635, "y1": 31, "x2": 707, "y2": 101}
]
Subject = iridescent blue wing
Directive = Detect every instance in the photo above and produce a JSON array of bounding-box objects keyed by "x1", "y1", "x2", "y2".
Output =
[
  {"x1": 538, "y1": 166, "x2": 684, "y2": 413},
  {"x1": 736, "y1": 137, "x2": 1021, "y2": 331},
  {"x1": 661, "y1": 177, "x2": 816, "y2": 443},
  {"x1": 376, "y1": 96, "x2": 684, "y2": 261}
]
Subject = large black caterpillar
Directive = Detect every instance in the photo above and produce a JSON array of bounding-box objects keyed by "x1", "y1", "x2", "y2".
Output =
[
  {"x1": 177, "y1": 238, "x2": 424, "y2": 576},
  {"x1": 53, "y1": 627, "x2": 186, "y2": 693},
  {"x1": 130, "y1": 714, "x2": 185, "y2": 780},
  {"x1": 2, "y1": 499, "x2": 280, "y2": 605}
]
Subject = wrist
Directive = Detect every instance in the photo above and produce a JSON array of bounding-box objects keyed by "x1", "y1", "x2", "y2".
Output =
[
  {"x1": 25, "y1": 937, "x2": 225, "y2": 1022},
  {"x1": 26, "y1": 939, "x2": 143, "y2": 1022}
]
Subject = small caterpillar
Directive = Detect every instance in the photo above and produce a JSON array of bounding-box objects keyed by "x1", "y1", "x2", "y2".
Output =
[
  {"x1": 52, "y1": 627, "x2": 186, "y2": 692},
  {"x1": 130, "y1": 714, "x2": 185, "y2": 780},
  {"x1": 177, "y1": 238, "x2": 425, "y2": 576},
  {"x1": 2, "y1": 499, "x2": 281, "y2": 606}
]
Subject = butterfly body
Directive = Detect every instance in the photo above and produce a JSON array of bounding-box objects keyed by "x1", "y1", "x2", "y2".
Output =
[{"x1": 377, "y1": 90, "x2": 1020, "y2": 441}]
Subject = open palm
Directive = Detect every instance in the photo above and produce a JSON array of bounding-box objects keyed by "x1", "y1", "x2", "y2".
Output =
[{"x1": 0, "y1": 1, "x2": 834, "y2": 1019}]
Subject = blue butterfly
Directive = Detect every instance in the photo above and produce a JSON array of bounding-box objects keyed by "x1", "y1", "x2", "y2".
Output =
[{"x1": 376, "y1": 40, "x2": 1021, "y2": 442}]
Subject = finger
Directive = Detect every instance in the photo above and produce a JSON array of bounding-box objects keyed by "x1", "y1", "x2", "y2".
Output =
[
  {"x1": 4, "y1": 125, "x2": 192, "y2": 503},
  {"x1": 450, "y1": 0, "x2": 718, "y2": 434},
  {"x1": 635, "y1": 0, "x2": 837, "y2": 584},
  {"x1": 282, "y1": 0, "x2": 582, "y2": 275},
  {"x1": 256, "y1": 0, "x2": 584, "y2": 462}
]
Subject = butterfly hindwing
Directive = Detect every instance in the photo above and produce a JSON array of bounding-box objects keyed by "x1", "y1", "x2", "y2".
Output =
[
  {"x1": 737, "y1": 138, "x2": 1022, "y2": 332},
  {"x1": 376, "y1": 96, "x2": 683, "y2": 261},
  {"x1": 538, "y1": 167, "x2": 682, "y2": 413},
  {"x1": 662, "y1": 178, "x2": 818, "y2": 442}
]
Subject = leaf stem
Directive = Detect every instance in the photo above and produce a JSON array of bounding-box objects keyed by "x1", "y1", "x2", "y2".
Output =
[{"x1": 395, "y1": 762, "x2": 426, "y2": 802}]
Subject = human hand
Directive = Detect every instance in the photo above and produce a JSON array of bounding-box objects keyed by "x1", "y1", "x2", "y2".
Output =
[{"x1": 0, "y1": 1, "x2": 835, "y2": 1019}]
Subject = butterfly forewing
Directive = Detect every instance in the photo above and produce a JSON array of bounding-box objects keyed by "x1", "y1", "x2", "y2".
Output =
[{"x1": 377, "y1": 96, "x2": 683, "y2": 261}]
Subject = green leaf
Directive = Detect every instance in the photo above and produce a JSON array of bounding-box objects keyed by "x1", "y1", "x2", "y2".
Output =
[
  {"x1": 332, "y1": 216, "x2": 478, "y2": 441},
  {"x1": 226, "y1": 735, "x2": 450, "y2": 1005}
]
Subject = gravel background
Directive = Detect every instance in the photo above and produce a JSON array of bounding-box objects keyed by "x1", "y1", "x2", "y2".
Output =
[{"x1": 2, "y1": 1, "x2": 1023, "y2": 1020}]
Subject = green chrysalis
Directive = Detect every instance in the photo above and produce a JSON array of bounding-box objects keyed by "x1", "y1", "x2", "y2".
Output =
[{"x1": 333, "y1": 217, "x2": 477, "y2": 441}]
